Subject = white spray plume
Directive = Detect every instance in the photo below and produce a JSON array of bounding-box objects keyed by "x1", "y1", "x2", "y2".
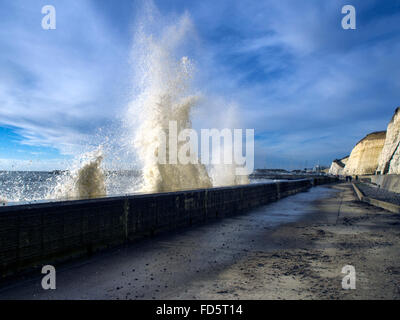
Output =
[
  {"x1": 125, "y1": 8, "x2": 212, "y2": 192},
  {"x1": 48, "y1": 147, "x2": 106, "y2": 200},
  {"x1": 207, "y1": 102, "x2": 250, "y2": 186}
]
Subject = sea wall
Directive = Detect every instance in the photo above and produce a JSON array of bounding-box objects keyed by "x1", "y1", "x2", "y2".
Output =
[
  {"x1": 369, "y1": 174, "x2": 400, "y2": 193},
  {"x1": 343, "y1": 131, "x2": 386, "y2": 175},
  {"x1": 0, "y1": 177, "x2": 337, "y2": 279},
  {"x1": 377, "y1": 107, "x2": 400, "y2": 174}
]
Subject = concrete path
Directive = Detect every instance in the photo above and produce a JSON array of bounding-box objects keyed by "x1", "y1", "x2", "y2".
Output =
[{"x1": 0, "y1": 183, "x2": 399, "y2": 300}]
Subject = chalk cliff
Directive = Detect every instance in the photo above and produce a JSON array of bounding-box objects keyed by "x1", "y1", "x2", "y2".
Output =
[
  {"x1": 328, "y1": 156, "x2": 349, "y2": 175},
  {"x1": 377, "y1": 107, "x2": 400, "y2": 174},
  {"x1": 343, "y1": 131, "x2": 386, "y2": 175}
]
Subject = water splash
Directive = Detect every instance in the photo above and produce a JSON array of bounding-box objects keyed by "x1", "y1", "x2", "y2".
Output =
[
  {"x1": 0, "y1": 197, "x2": 7, "y2": 206},
  {"x1": 210, "y1": 164, "x2": 250, "y2": 187},
  {"x1": 2, "y1": 3, "x2": 250, "y2": 204},
  {"x1": 48, "y1": 147, "x2": 106, "y2": 200},
  {"x1": 207, "y1": 102, "x2": 250, "y2": 187},
  {"x1": 125, "y1": 11, "x2": 212, "y2": 193}
]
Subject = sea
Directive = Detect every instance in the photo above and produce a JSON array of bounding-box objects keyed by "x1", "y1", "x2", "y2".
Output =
[
  {"x1": 0, "y1": 170, "x2": 142, "y2": 206},
  {"x1": 0, "y1": 171, "x2": 276, "y2": 206}
]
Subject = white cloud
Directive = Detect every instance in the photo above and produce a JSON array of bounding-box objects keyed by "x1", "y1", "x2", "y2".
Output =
[{"x1": 0, "y1": 0, "x2": 131, "y2": 156}]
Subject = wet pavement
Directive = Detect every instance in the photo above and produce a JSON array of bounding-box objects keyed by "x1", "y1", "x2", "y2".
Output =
[{"x1": 0, "y1": 186, "x2": 339, "y2": 300}]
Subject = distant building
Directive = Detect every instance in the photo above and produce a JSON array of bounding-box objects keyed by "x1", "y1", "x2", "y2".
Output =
[
  {"x1": 254, "y1": 169, "x2": 289, "y2": 174},
  {"x1": 314, "y1": 164, "x2": 328, "y2": 174}
]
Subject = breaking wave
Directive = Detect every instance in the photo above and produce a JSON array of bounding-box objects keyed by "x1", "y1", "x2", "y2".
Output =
[
  {"x1": 124, "y1": 11, "x2": 213, "y2": 192},
  {"x1": 47, "y1": 148, "x2": 106, "y2": 200},
  {"x1": 2, "y1": 3, "x2": 249, "y2": 204}
]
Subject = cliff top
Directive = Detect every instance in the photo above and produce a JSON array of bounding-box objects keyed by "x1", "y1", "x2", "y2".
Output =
[
  {"x1": 355, "y1": 131, "x2": 386, "y2": 146},
  {"x1": 390, "y1": 106, "x2": 400, "y2": 123},
  {"x1": 333, "y1": 159, "x2": 346, "y2": 168}
]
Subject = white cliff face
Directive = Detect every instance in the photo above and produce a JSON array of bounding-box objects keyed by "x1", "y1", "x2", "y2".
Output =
[
  {"x1": 328, "y1": 156, "x2": 348, "y2": 175},
  {"x1": 377, "y1": 107, "x2": 400, "y2": 174},
  {"x1": 329, "y1": 162, "x2": 343, "y2": 175},
  {"x1": 343, "y1": 131, "x2": 386, "y2": 175},
  {"x1": 388, "y1": 154, "x2": 400, "y2": 174}
]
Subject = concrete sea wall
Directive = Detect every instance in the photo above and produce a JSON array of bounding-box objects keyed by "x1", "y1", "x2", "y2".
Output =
[
  {"x1": 0, "y1": 177, "x2": 337, "y2": 279},
  {"x1": 368, "y1": 174, "x2": 400, "y2": 193}
]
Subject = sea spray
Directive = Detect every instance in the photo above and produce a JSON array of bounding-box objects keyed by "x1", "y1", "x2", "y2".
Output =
[
  {"x1": 0, "y1": 197, "x2": 7, "y2": 206},
  {"x1": 0, "y1": 170, "x2": 56, "y2": 203},
  {"x1": 210, "y1": 164, "x2": 250, "y2": 187},
  {"x1": 126, "y1": 12, "x2": 212, "y2": 192},
  {"x1": 208, "y1": 103, "x2": 250, "y2": 186},
  {"x1": 2, "y1": 3, "x2": 251, "y2": 203},
  {"x1": 48, "y1": 147, "x2": 106, "y2": 200}
]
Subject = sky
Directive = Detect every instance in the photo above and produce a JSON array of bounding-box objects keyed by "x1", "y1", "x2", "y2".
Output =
[{"x1": 0, "y1": 0, "x2": 400, "y2": 170}]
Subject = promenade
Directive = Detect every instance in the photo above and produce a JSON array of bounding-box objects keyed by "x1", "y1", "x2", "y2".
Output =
[{"x1": 1, "y1": 183, "x2": 399, "y2": 299}]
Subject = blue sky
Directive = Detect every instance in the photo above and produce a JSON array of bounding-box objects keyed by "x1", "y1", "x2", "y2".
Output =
[{"x1": 0, "y1": 0, "x2": 400, "y2": 170}]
